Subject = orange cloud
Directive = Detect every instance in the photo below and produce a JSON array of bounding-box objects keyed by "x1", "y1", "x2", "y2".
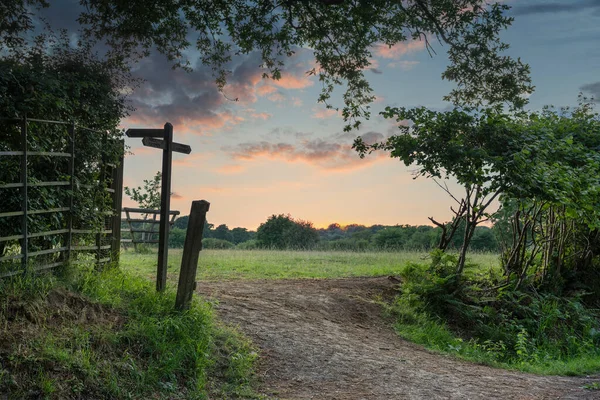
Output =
[
  {"x1": 250, "y1": 112, "x2": 272, "y2": 120},
  {"x1": 256, "y1": 84, "x2": 278, "y2": 96},
  {"x1": 373, "y1": 40, "x2": 426, "y2": 59},
  {"x1": 226, "y1": 132, "x2": 388, "y2": 172},
  {"x1": 215, "y1": 164, "x2": 245, "y2": 174},
  {"x1": 312, "y1": 108, "x2": 339, "y2": 119},
  {"x1": 272, "y1": 74, "x2": 314, "y2": 89}
]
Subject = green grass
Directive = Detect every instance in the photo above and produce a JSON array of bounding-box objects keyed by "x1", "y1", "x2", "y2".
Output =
[
  {"x1": 0, "y1": 265, "x2": 258, "y2": 399},
  {"x1": 120, "y1": 248, "x2": 500, "y2": 282}
]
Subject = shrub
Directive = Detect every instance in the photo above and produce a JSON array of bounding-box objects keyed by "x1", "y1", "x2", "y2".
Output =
[
  {"x1": 202, "y1": 238, "x2": 235, "y2": 249},
  {"x1": 236, "y1": 240, "x2": 259, "y2": 250}
]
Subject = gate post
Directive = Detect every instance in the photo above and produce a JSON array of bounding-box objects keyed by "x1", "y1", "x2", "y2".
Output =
[
  {"x1": 175, "y1": 200, "x2": 210, "y2": 311},
  {"x1": 110, "y1": 141, "x2": 125, "y2": 264}
]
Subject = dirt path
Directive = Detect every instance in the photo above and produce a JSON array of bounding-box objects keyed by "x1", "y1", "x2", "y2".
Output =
[{"x1": 200, "y1": 277, "x2": 597, "y2": 400}]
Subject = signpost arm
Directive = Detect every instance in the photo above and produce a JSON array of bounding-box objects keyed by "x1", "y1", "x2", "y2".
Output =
[{"x1": 156, "y1": 122, "x2": 173, "y2": 292}]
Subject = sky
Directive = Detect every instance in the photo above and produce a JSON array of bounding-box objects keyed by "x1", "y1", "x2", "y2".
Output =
[{"x1": 37, "y1": 0, "x2": 600, "y2": 230}]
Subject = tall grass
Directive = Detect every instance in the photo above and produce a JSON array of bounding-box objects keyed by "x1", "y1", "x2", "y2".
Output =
[{"x1": 0, "y1": 264, "x2": 258, "y2": 399}]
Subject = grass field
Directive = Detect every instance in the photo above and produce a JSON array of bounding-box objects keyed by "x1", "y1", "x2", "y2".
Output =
[{"x1": 120, "y1": 248, "x2": 501, "y2": 282}]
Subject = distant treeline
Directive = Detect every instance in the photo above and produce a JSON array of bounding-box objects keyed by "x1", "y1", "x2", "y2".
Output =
[{"x1": 165, "y1": 214, "x2": 499, "y2": 252}]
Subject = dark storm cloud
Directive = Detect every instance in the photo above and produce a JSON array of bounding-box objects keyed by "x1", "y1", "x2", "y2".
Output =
[
  {"x1": 34, "y1": 0, "x2": 83, "y2": 32},
  {"x1": 512, "y1": 0, "x2": 600, "y2": 16}
]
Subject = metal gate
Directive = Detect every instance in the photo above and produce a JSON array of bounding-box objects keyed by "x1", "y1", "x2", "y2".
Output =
[{"x1": 0, "y1": 118, "x2": 124, "y2": 277}]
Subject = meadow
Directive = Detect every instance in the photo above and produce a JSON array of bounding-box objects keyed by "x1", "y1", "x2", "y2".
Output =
[{"x1": 120, "y1": 248, "x2": 502, "y2": 282}]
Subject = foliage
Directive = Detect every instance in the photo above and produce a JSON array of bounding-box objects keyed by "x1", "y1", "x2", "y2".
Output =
[
  {"x1": 391, "y1": 261, "x2": 600, "y2": 375},
  {"x1": 0, "y1": 266, "x2": 257, "y2": 398},
  {"x1": 492, "y1": 102, "x2": 600, "y2": 294},
  {"x1": 202, "y1": 238, "x2": 236, "y2": 250},
  {"x1": 168, "y1": 227, "x2": 187, "y2": 248},
  {"x1": 231, "y1": 227, "x2": 253, "y2": 245},
  {"x1": 4, "y1": 0, "x2": 532, "y2": 129},
  {"x1": 124, "y1": 171, "x2": 162, "y2": 211},
  {"x1": 212, "y1": 224, "x2": 235, "y2": 243},
  {"x1": 256, "y1": 214, "x2": 319, "y2": 250},
  {"x1": 355, "y1": 107, "x2": 520, "y2": 273},
  {"x1": 0, "y1": 32, "x2": 129, "y2": 264},
  {"x1": 355, "y1": 100, "x2": 600, "y2": 284}
]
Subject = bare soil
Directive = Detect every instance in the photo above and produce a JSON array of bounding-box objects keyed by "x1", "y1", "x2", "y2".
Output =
[{"x1": 200, "y1": 277, "x2": 598, "y2": 400}]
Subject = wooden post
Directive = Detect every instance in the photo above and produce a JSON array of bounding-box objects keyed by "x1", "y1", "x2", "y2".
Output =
[
  {"x1": 175, "y1": 200, "x2": 210, "y2": 311},
  {"x1": 156, "y1": 122, "x2": 173, "y2": 292},
  {"x1": 110, "y1": 140, "x2": 124, "y2": 263},
  {"x1": 20, "y1": 117, "x2": 28, "y2": 273},
  {"x1": 96, "y1": 133, "x2": 108, "y2": 270},
  {"x1": 66, "y1": 122, "x2": 75, "y2": 264}
]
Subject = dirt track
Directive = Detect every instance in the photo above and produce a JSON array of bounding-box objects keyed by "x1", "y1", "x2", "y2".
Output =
[{"x1": 200, "y1": 277, "x2": 598, "y2": 400}]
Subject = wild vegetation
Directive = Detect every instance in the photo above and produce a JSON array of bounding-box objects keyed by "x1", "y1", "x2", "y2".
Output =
[
  {"x1": 353, "y1": 99, "x2": 600, "y2": 375},
  {"x1": 0, "y1": 264, "x2": 257, "y2": 399}
]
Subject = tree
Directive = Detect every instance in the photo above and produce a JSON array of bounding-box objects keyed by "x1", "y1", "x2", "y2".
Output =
[
  {"x1": 4, "y1": 1, "x2": 532, "y2": 128},
  {"x1": 257, "y1": 214, "x2": 319, "y2": 249},
  {"x1": 173, "y1": 215, "x2": 189, "y2": 230},
  {"x1": 213, "y1": 224, "x2": 234, "y2": 243},
  {"x1": 124, "y1": 171, "x2": 162, "y2": 211},
  {"x1": 356, "y1": 107, "x2": 521, "y2": 275},
  {"x1": 231, "y1": 227, "x2": 252, "y2": 244},
  {"x1": 373, "y1": 226, "x2": 410, "y2": 250}
]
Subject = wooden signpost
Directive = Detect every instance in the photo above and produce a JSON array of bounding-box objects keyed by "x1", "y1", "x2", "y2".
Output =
[{"x1": 125, "y1": 122, "x2": 191, "y2": 292}]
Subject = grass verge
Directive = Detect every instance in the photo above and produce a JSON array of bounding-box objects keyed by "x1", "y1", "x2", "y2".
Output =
[
  {"x1": 389, "y1": 259, "x2": 600, "y2": 376},
  {"x1": 0, "y1": 264, "x2": 258, "y2": 399}
]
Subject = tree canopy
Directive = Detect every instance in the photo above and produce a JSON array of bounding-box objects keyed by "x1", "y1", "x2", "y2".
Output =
[{"x1": 3, "y1": 0, "x2": 532, "y2": 128}]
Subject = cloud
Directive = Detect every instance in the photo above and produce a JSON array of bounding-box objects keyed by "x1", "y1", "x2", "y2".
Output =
[
  {"x1": 224, "y1": 131, "x2": 387, "y2": 172},
  {"x1": 387, "y1": 61, "x2": 420, "y2": 70},
  {"x1": 512, "y1": 0, "x2": 600, "y2": 15},
  {"x1": 215, "y1": 164, "x2": 246, "y2": 174},
  {"x1": 581, "y1": 82, "x2": 600, "y2": 101},
  {"x1": 172, "y1": 153, "x2": 211, "y2": 166},
  {"x1": 171, "y1": 192, "x2": 184, "y2": 200},
  {"x1": 312, "y1": 108, "x2": 340, "y2": 119},
  {"x1": 127, "y1": 49, "x2": 314, "y2": 133},
  {"x1": 256, "y1": 84, "x2": 278, "y2": 96},
  {"x1": 373, "y1": 40, "x2": 426, "y2": 59},
  {"x1": 267, "y1": 92, "x2": 286, "y2": 102},
  {"x1": 271, "y1": 74, "x2": 314, "y2": 89}
]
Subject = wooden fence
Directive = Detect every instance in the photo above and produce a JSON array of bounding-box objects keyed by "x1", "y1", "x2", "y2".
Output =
[
  {"x1": 121, "y1": 207, "x2": 179, "y2": 251},
  {"x1": 0, "y1": 118, "x2": 124, "y2": 278}
]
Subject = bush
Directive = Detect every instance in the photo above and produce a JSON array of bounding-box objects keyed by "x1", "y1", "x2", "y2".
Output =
[
  {"x1": 202, "y1": 238, "x2": 235, "y2": 249},
  {"x1": 391, "y1": 253, "x2": 600, "y2": 374},
  {"x1": 236, "y1": 240, "x2": 259, "y2": 250},
  {"x1": 168, "y1": 227, "x2": 186, "y2": 248}
]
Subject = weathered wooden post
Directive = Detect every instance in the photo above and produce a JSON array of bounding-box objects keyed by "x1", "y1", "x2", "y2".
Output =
[
  {"x1": 110, "y1": 141, "x2": 125, "y2": 264},
  {"x1": 175, "y1": 200, "x2": 210, "y2": 311}
]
